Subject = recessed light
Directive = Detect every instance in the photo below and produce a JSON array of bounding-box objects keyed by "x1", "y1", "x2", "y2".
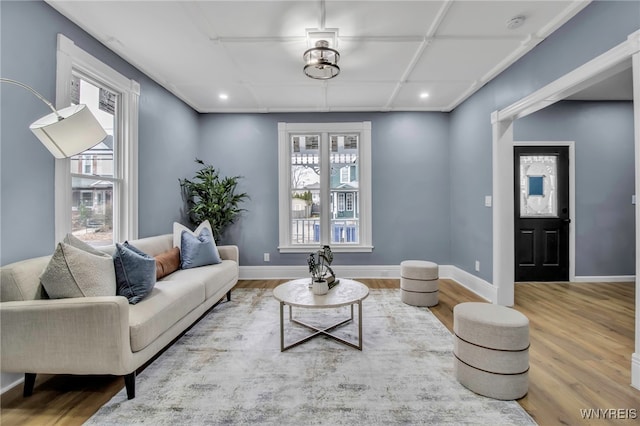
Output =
[
  {"x1": 219, "y1": 93, "x2": 229, "y2": 100},
  {"x1": 420, "y1": 92, "x2": 429, "y2": 99},
  {"x1": 506, "y1": 15, "x2": 526, "y2": 30}
]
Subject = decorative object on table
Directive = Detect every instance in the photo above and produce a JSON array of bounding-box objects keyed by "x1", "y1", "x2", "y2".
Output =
[
  {"x1": 0, "y1": 77, "x2": 107, "y2": 158},
  {"x1": 307, "y1": 245, "x2": 338, "y2": 294},
  {"x1": 179, "y1": 159, "x2": 249, "y2": 242}
]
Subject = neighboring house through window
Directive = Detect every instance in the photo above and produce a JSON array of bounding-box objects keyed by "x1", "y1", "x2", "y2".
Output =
[
  {"x1": 55, "y1": 34, "x2": 139, "y2": 245},
  {"x1": 278, "y1": 121, "x2": 372, "y2": 252}
]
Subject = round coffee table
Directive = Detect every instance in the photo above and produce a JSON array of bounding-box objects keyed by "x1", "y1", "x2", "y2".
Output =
[{"x1": 273, "y1": 278, "x2": 369, "y2": 351}]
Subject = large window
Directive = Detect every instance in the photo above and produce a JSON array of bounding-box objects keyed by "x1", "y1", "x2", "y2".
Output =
[
  {"x1": 55, "y1": 34, "x2": 139, "y2": 245},
  {"x1": 278, "y1": 122, "x2": 372, "y2": 252}
]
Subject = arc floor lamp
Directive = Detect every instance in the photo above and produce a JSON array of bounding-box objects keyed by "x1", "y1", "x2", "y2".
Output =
[{"x1": 1, "y1": 77, "x2": 106, "y2": 158}]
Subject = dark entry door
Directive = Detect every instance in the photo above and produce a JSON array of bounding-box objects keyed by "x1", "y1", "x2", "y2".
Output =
[{"x1": 514, "y1": 146, "x2": 570, "y2": 281}]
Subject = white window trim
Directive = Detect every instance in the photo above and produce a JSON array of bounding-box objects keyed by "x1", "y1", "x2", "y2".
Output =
[
  {"x1": 54, "y1": 34, "x2": 139, "y2": 244},
  {"x1": 278, "y1": 121, "x2": 373, "y2": 253}
]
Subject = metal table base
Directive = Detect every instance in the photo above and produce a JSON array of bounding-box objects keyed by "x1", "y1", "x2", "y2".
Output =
[{"x1": 279, "y1": 302, "x2": 363, "y2": 351}]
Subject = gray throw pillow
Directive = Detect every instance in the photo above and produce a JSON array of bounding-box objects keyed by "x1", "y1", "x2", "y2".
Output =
[
  {"x1": 40, "y1": 240, "x2": 116, "y2": 299},
  {"x1": 113, "y1": 242, "x2": 156, "y2": 304},
  {"x1": 180, "y1": 227, "x2": 221, "y2": 269}
]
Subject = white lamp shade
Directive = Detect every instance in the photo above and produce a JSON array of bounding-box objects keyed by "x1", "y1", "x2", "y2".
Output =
[{"x1": 29, "y1": 104, "x2": 107, "y2": 159}]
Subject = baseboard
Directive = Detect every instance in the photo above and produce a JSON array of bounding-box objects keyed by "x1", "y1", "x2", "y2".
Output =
[
  {"x1": 1, "y1": 374, "x2": 23, "y2": 395},
  {"x1": 239, "y1": 265, "x2": 402, "y2": 280},
  {"x1": 440, "y1": 265, "x2": 494, "y2": 302},
  {"x1": 239, "y1": 264, "x2": 493, "y2": 301},
  {"x1": 573, "y1": 275, "x2": 635, "y2": 283},
  {"x1": 632, "y1": 353, "x2": 640, "y2": 391}
]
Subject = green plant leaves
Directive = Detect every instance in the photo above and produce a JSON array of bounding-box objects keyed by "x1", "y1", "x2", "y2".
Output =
[{"x1": 179, "y1": 159, "x2": 249, "y2": 242}]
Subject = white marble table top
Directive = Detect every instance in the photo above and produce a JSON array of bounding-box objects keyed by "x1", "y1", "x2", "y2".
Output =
[{"x1": 273, "y1": 278, "x2": 369, "y2": 308}]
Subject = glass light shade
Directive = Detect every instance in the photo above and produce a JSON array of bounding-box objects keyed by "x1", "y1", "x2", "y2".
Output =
[
  {"x1": 303, "y1": 40, "x2": 340, "y2": 80},
  {"x1": 29, "y1": 104, "x2": 107, "y2": 159}
]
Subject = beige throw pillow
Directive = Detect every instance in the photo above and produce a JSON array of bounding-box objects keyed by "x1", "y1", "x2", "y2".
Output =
[
  {"x1": 172, "y1": 220, "x2": 213, "y2": 249},
  {"x1": 40, "y1": 236, "x2": 116, "y2": 299}
]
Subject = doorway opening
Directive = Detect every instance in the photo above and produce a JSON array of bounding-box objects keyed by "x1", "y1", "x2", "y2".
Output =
[{"x1": 514, "y1": 143, "x2": 575, "y2": 282}]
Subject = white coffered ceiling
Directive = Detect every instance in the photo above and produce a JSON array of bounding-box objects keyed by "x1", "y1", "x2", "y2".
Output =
[{"x1": 46, "y1": 0, "x2": 594, "y2": 113}]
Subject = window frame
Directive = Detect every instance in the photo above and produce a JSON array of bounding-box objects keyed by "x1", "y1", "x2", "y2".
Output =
[
  {"x1": 278, "y1": 121, "x2": 372, "y2": 253},
  {"x1": 54, "y1": 34, "x2": 139, "y2": 244}
]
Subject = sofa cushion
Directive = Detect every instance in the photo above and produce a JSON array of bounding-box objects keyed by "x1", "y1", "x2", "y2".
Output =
[
  {"x1": 0, "y1": 256, "x2": 51, "y2": 302},
  {"x1": 114, "y1": 242, "x2": 156, "y2": 304},
  {"x1": 41, "y1": 241, "x2": 116, "y2": 299},
  {"x1": 128, "y1": 279, "x2": 205, "y2": 352},
  {"x1": 126, "y1": 234, "x2": 173, "y2": 257},
  {"x1": 162, "y1": 260, "x2": 238, "y2": 300},
  {"x1": 180, "y1": 227, "x2": 221, "y2": 269},
  {"x1": 155, "y1": 247, "x2": 180, "y2": 279}
]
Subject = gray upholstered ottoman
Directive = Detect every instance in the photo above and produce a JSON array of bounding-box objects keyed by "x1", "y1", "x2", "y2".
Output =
[
  {"x1": 453, "y1": 302, "x2": 529, "y2": 400},
  {"x1": 400, "y1": 260, "x2": 439, "y2": 307}
]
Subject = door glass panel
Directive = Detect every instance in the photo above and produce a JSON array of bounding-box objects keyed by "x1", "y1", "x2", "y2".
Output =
[
  {"x1": 520, "y1": 155, "x2": 557, "y2": 217},
  {"x1": 290, "y1": 135, "x2": 320, "y2": 244}
]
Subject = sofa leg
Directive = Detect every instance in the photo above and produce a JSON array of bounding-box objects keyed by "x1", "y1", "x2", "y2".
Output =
[
  {"x1": 226, "y1": 290, "x2": 231, "y2": 301},
  {"x1": 124, "y1": 372, "x2": 135, "y2": 400},
  {"x1": 23, "y1": 373, "x2": 36, "y2": 397}
]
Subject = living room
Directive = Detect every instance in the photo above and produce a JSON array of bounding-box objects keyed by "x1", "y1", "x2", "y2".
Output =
[{"x1": 1, "y1": 0, "x2": 639, "y2": 424}]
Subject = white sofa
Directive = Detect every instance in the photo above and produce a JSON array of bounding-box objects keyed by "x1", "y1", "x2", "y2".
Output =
[{"x1": 0, "y1": 234, "x2": 239, "y2": 399}]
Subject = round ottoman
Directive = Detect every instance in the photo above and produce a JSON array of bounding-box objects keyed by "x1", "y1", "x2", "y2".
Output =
[
  {"x1": 400, "y1": 260, "x2": 439, "y2": 307},
  {"x1": 453, "y1": 302, "x2": 529, "y2": 400}
]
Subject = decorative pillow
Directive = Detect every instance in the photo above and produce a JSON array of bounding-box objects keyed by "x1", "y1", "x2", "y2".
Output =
[
  {"x1": 63, "y1": 233, "x2": 110, "y2": 256},
  {"x1": 173, "y1": 220, "x2": 213, "y2": 249},
  {"x1": 113, "y1": 242, "x2": 156, "y2": 304},
  {"x1": 155, "y1": 247, "x2": 180, "y2": 279},
  {"x1": 40, "y1": 239, "x2": 116, "y2": 299},
  {"x1": 180, "y1": 227, "x2": 222, "y2": 269}
]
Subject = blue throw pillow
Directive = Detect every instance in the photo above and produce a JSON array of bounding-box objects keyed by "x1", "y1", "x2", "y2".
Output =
[
  {"x1": 113, "y1": 242, "x2": 156, "y2": 304},
  {"x1": 180, "y1": 227, "x2": 221, "y2": 269}
]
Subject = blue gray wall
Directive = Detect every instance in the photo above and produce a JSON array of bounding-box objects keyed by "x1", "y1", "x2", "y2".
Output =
[
  {"x1": 515, "y1": 101, "x2": 635, "y2": 276},
  {"x1": 449, "y1": 0, "x2": 640, "y2": 281},
  {"x1": 198, "y1": 112, "x2": 451, "y2": 267},
  {"x1": 0, "y1": 0, "x2": 200, "y2": 266}
]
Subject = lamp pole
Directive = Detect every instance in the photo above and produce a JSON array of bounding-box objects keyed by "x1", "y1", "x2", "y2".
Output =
[{"x1": 1, "y1": 78, "x2": 63, "y2": 120}]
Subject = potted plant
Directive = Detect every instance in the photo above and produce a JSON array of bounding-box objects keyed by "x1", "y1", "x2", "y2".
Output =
[{"x1": 179, "y1": 159, "x2": 249, "y2": 242}]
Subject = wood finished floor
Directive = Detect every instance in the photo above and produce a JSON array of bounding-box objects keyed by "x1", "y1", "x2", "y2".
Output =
[{"x1": 1, "y1": 279, "x2": 637, "y2": 425}]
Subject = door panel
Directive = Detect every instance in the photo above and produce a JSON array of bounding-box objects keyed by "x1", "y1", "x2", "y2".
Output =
[
  {"x1": 543, "y1": 229, "x2": 559, "y2": 266},
  {"x1": 517, "y1": 229, "x2": 535, "y2": 266},
  {"x1": 515, "y1": 146, "x2": 569, "y2": 281}
]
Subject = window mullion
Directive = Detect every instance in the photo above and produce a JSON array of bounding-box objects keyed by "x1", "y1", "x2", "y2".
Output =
[{"x1": 320, "y1": 132, "x2": 331, "y2": 245}]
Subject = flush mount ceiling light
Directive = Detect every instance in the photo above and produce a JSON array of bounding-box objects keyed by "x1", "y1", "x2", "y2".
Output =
[{"x1": 303, "y1": 29, "x2": 340, "y2": 80}]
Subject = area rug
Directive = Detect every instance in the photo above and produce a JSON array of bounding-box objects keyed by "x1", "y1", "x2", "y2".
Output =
[{"x1": 86, "y1": 288, "x2": 536, "y2": 425}]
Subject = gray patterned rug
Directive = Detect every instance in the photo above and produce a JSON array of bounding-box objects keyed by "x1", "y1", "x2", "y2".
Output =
[{"x1": 86, "y1": 288, "x2": 536, "y2": 425}]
